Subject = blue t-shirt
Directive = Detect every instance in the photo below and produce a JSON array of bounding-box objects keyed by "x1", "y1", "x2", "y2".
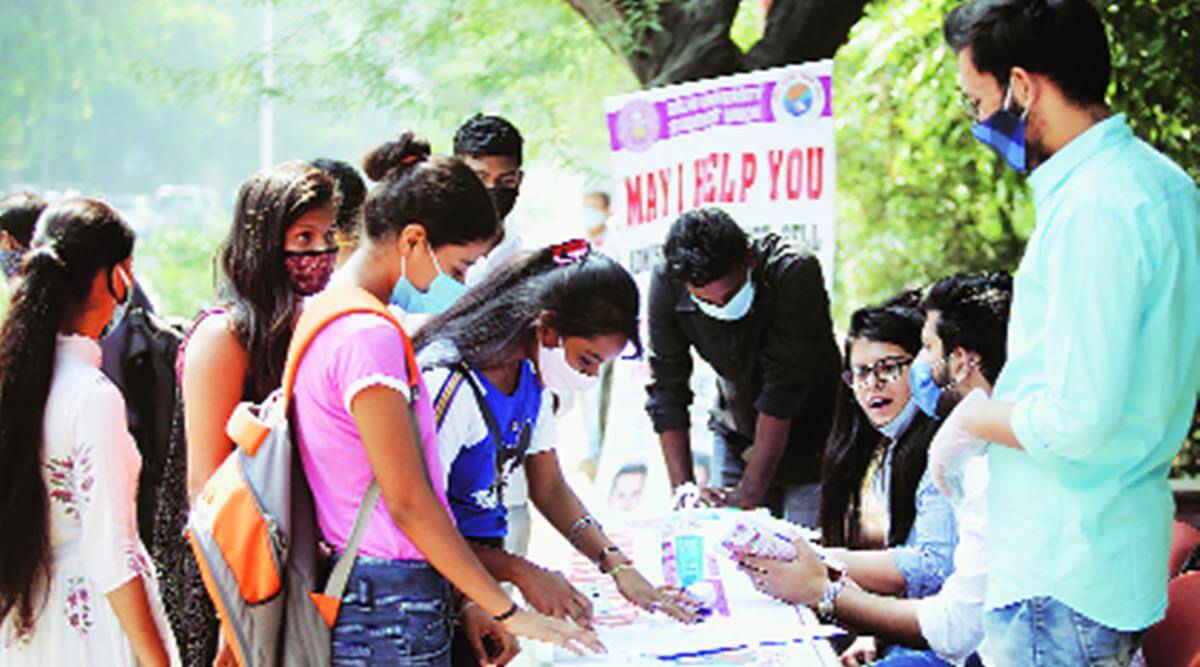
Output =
[{"x1": 423, "y1": 359, "x2": 554, "y2": 540}]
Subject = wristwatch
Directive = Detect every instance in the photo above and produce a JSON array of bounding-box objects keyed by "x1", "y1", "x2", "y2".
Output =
[{"x1": 815, "y1": 577, "x2": 846, "y2": 624}]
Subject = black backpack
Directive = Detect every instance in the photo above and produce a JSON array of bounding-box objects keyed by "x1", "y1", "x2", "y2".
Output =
[{"x1": 118, "y1": 305, "x2": 187, "y2": 544}]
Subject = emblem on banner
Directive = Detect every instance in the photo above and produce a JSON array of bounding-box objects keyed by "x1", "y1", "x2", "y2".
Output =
[
  {"x1": 775, "y1": 72, "x2": 824, "y2": 120},
  {"x1": 615, "y1": 99, "x2": 662, "y2": 152}
]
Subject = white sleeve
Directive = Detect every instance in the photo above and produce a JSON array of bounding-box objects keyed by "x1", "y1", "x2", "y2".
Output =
[
  {"x1": 527, "y1": 389, "x2": 558, "y2": 456},
  {"x1": 76, "y1": 377, "x2": 150, "y2": 594},
  {"x1": 425, "y1": 366, "x2": 488, "y2": 479},
  {"x1": 916, "y1": 455, "x2": 989, "y2": 664}
]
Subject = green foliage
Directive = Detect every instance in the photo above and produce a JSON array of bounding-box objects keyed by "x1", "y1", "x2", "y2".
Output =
[
  {"x1": 833, "y1": 0, "x2": 1200, "y2": 475},
  {"x1": 834, "y1": 0, "x2": 1035, "y2": 322},
  {"x1": 135, "y1": 225, "x2": 222, "y2": 320},
  {"x1": 0, "y1": 0, "x2": 255, "y2": 193}
]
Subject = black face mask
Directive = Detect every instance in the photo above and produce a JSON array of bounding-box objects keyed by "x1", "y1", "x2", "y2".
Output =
[{"x1": 488, "y1": 187, "x2": 518, "y2": 221}]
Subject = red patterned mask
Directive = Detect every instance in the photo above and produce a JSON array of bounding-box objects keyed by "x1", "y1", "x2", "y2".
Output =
[{"x1": 284, "y1": 249, "x2": 336, "y2": 296}]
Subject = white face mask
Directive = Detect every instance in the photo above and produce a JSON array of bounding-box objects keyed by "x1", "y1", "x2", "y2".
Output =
[
  {"x1": 101, "y1": 266, "x2": 133, "y2": 339},
  {"x1": 536, "y1": 337, "x2": 597, "y2": 392},
  {"x1": 691, "y1": 270, "x2": 755, "y2": 321}
]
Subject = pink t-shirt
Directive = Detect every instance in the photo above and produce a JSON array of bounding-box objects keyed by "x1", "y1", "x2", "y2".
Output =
[{"x1": 293, "y1": 312, "x2": 450, "y2": 560}]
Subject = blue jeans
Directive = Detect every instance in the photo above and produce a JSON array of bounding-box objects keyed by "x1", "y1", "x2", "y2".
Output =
[
  {"x1": 984, "y1": 597, "x2": 1143, "y2": 666},
  {"x1": 712, "y1": 429, "x2": 821, "y2": 528},
  {"x1": 332, "y1": 557, "x2": 453, "y2": 666},
  {"x1": 874, "y1": 645, "x2": 984, "y2": 666}
]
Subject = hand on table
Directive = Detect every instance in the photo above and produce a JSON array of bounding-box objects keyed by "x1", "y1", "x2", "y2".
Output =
[
  {"x1": 514, "y1": 563, "x2": 593, "y2": 628},
  {"x1": 612, "y1": 566, "x2": 704, "y2": 624},
  {"x1": 929, "y1": 388, "x2": 989, "y2": 503},
  {"x1": 460, "y1": 603, "x2": 520, "y2": 666},
  {"x1": 840, "y1": 636, "x2": 878, "y2": 667},
  {"x1": 736, "y1": 537, "x2": 830, "y2": 606},
  {"x1": 698, "y1": 483, "x2": 765, "y2": 510},
  {"x1": 502, "y1": 608, "x2": 606, "y2": 657}
]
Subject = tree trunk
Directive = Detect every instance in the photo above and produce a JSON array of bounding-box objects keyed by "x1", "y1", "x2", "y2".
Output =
[{"x1": 564, "y1": 0, "x2": 872, "y2": 87}]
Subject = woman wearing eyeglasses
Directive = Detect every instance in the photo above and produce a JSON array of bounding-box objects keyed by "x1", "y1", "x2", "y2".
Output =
[{"x1": 816, "y1": 292, "x2": 958, "y2": 613}]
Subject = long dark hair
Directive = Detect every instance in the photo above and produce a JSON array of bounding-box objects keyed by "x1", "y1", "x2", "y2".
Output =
[
  {"x1": 819, "y1": 293, "x2": 929, "y2": 548},
  {"x1": 361, "y1": 130, "x2": 497, "y2": 245},
  {"x1": 0, "y1": 199, "x2": 134, "y2": 636},
  {"x1": 217, "y1": 161, "x2": 335, "y2": 399},
  {"x1": 413, "y1": 245, "x2": 641, "y2": 368}
]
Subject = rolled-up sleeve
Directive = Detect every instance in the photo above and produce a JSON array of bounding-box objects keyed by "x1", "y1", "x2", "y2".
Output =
[
  {"x1": 645, "y1": 266, "x2": 693, "y2": 433},
  {"x1": 889, "y1": 469, "x2": 958, "y2": 599},
  {"x1": 753, "y1": 256, "x2": 835, "y2": 420},
  {"x1": 1011, "y1": 206, "x2": 1148, "y2": 464},
  {"x1": 916, "y1": 457, "x2": 989, "y2": 663}
]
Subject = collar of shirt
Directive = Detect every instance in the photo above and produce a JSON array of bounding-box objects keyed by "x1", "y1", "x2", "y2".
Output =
[
  {"x1": 1028, "y1": 113, "x2": 1132, "y2": 209},
  {"x1": 57, "y1": 334, "x2": 102, "y2": 368}
]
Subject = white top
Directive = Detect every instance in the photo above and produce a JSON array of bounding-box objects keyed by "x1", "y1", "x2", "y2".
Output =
[
  {"x1": 0, "y1": 336, "x2": 177, "y2": 665},
  {"x1": 465, "y1": 231, "x2": 523, "y2": 287},
  {"x1": 915, "y1": 454, "x2": 989, "y2": 665}
]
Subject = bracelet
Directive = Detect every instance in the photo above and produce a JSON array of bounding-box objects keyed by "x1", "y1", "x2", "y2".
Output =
[
  {"x1": 493, "y1": 601, "x2": 520, "y2": 622},
  {"x1": 595, "y1": 545, "x2": 622, "y2": 571},
  {"x1": 568, "y1": 515, "x2": 598, "y2": 544},
  {"x1": 815, "y1": 577, "x2": 847, "y2": 624},
  {"x1": 608, "y1": 562, "x2": 633, "y2": 577}
]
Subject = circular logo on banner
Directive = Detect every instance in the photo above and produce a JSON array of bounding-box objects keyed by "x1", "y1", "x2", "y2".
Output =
[
  {"x1": 775, "y1": 72, "x2": 825, "y2": 120},
  {"x1": 616, "y1": 99, "x2": 661, "y2": 153}
]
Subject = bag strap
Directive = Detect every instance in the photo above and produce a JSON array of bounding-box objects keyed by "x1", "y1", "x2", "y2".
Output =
[
  {"x1": 456, "y1": 363, "x2": 505, "y2": 461},
  {"x1": 280, "y1": 286, "x2": 420, "y2": 412},
  {"x1": 322, "y1": 480, "x2": 381, "y2": 599},
  {"x1": 455, "y1": 362, "x2": 535, "y2": 506}
]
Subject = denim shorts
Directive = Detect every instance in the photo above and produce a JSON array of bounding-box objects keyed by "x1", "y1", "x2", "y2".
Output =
[{"x1": 331, "y1": 556, "x2": 453, "y2": 666}]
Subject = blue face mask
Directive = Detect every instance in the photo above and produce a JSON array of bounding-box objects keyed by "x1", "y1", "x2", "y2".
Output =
[
  {"x1": 909, "y1": 357, "x2": 945, "y2": 419},
  {"x1": 877, "y1": 398, "x2": 919, "y2": 440},
  {"x1": 0, "y1": 249, "x2": 22, "y2": 279},
  {"x1": 390, "y1": 245, "x2": 468, "y2": 314},
  {"x1": 971, "y1": 85, "x2": 1029, "y2": 173},
  {"x1": 691, "y1": 271, "x2": 755, "y2": 321}
]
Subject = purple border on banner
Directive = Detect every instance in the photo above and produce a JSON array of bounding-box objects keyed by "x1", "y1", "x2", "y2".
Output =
[{"x1": 608, "y1": 69, "x2": 832, "y2": 152}]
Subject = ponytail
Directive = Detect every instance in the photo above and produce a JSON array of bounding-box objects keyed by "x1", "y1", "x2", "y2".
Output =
[
  {"x1": 413, "y1": 242, "x2": 641, "y2": 368},
  {"x1": 360, "y1": 130, "x2": 496, "y2": 246},
  {"x1": 0, "y1": 199, "x2": 134, "y2": 636}
]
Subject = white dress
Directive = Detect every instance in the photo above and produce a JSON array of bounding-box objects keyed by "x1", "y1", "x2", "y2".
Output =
[{"x1": 0, "y1": 335, "x2": 177, "y2": 665}]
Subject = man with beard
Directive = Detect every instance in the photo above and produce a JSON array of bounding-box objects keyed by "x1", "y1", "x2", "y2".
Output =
[
  {"x1": 927, "y1": 1, "x2": 1200, "y2": 663},
  {"x1": 741, "y1": 272, "x2": 1012, "y2": 667}
]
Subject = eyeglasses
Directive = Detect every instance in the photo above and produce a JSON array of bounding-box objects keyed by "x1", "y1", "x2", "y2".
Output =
[
  {"x1": 551, "y1": 238, "x2": 591, "y2": 266},
  {"x1": 842, "y1": 356, "x2": 913, "y2": 389}
]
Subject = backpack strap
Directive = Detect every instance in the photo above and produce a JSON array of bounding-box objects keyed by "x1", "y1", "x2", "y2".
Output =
[
  {"x1": 281, "y1": 286, "x2": 420, "y2": 412},
  {"x1": 431, "y1": 366, "x2": 470, "y2": 429},
  {"x1": 322, "y1": 480, "x2": 381, "y2": 600}
]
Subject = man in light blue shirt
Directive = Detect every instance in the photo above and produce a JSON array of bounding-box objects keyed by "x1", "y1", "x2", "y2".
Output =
[{"x1": 930, "y1": 0, "x2": 1200, "y2": 664}]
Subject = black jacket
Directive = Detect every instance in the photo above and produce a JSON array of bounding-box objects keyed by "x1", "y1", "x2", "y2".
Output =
[{"x1": 645, "y1": 233, "x2": 840, "y2": 485}]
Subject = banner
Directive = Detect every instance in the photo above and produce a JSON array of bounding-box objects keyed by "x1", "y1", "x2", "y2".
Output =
[
  {"x1": 605, "y1": 59, "x2": 836, "y2": 281},
  {"x1": 584, "y1": 60, "x2": 837, "y2": 521}
]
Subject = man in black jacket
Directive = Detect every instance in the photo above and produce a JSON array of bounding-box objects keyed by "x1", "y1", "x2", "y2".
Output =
[{"x1": 646, "y1": 207, "x2": 840, "y2": 525}]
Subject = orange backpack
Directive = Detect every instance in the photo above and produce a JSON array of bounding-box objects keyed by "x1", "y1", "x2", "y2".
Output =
[{"x1": 187, "y1": 286, "x2": 420, "y2": 666}]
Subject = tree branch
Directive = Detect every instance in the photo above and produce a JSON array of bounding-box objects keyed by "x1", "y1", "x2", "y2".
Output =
[{"x1": 747, "y1": 0, "x2": 871, "y2": 69}]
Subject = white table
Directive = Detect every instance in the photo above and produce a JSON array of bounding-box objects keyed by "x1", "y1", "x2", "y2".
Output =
[{"x1": 545, "y1": 509, "x2": 843, "y2": 666}]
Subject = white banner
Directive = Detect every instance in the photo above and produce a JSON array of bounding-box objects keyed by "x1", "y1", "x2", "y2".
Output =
[
  {"x1": 604, "y1": 59, "x2": 836, "y2": 281},
  {"x1": 583, "y1": 61, "x2": 837, "y2": 520}
]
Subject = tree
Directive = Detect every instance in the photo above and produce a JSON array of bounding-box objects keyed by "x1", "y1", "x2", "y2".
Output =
[{"x1": 564, "y1": 0, "x2": 871, "y2": 86}]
